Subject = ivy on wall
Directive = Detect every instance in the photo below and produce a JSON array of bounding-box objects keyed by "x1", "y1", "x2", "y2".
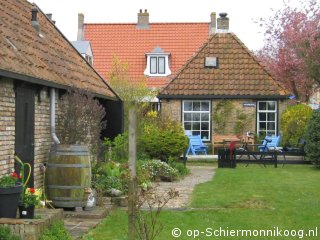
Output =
[{"x1": 212, "y1": 100, "x2": 234, "y2": 134}]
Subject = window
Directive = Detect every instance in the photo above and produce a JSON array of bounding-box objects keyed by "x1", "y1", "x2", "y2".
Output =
[
  {"x1": 183, "y1": 100, "x2": 211, "y2": 141},
  {"x1": 144, "y1": 47, "x2": 171, "y2": 77},
  {"x1": 257, "y1": 101, "x2": 277, "y2": 137}
]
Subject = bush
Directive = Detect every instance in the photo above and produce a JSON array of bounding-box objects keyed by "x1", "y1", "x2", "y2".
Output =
[
  {"x1": 92, "y1": 162, "x2": 129, "y2": 195},
  {"x1": 168, "y1": 157, "x2": 190, "y2": 177},
  {"x1": 103, "y1": 132, "x2": 129, "y2": 162},
  {"x1": 139, "y1": 119, "x2": 188, "y2": 162},
  {"x1": 305, "y1": 110, "x2": 320, "y2": 167},
  {"x1": 0, "y1": 226, "x2": 20, "y2": 240},
  {"x1": 281, "y1": 104, "x2": 312, "y2": 146},
  {"x1": 39, "y1": 221, "x2": 72, "y2": 240},
  {"x1": 141, "y1": 160, "x2": 178, "y2": 182}
]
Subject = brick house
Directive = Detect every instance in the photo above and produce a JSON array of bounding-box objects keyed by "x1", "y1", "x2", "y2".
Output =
[
  {"x1": 158, "y1": 26, "x2": 289, "y2": 145},
  {"x1": 0, "y1": 0, "x2": 121, "y2": 187}
]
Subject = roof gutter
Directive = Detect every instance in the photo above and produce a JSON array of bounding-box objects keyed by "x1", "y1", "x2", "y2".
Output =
[
  {"x1": 0, "y1": 69, "x2": 119, "y2": 101},
  {"x1": 157, "y1": 94, "x2": 290, "y2": 100}
]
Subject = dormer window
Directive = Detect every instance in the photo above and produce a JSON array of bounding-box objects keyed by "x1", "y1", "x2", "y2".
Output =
[{"x1": 144, "y1": 47, "x2": 171, "y2": 77}]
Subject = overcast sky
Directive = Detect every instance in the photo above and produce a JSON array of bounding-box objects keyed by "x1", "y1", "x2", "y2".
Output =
[{"x1": 29, "y1": 0, "x2": 304, "y2": 51}]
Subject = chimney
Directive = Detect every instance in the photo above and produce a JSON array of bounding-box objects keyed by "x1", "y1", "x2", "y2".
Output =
[
  {"x1": 217, "y1": 13, "x2": 229, "y2": 32},
  {"x1": 31, "y1": 7, "x2": 40, "y2": 33},
  {"x1": 210, "y1": 12, "x2": 216, "y2": 34},
  {"x1": 77, "y1": 13, "x2": 85, "y2": 41},
  {"x1": 137, "y1": 9, "x2": 149, "y2": 29},
  {"x1": 46, "y1": 13, "x2": 56, "y2": 24}
]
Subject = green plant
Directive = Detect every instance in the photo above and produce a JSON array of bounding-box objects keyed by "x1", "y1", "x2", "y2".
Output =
[
  {"x1": 234, "y1": 111, "x2": 253, "y2": 136},
  {"x1": 0, "y1": 226, "x2": 20, "y2": 240},
  {"x1": 103, "y1": 132, "x2": 129, "y2": 162},
  {"x1": 305, "y1": 110, "x2": 320, "y2": 167},
  {"x1": 21, "y1": 188, "x2": 41, "y2": 207},
  {"x1": 0, "y1": 173, "x2": 19, "y2": 188},
  {"x1": 141, "y1": 160, "x2": 178, "y2": 182},
  {"x1": 168, "y1": 157, "x2": 190, "y2": 177},
  {"x1": 212, "y1": 100, "x2": 234, "y2": 134},
  {"x1": 281, "y1": 104, "x2": 312, "y2": 146},
  {"x1": 139, "y1": 119, "x2": 188, "y2": 162},
  {"x1": 39, "y1": 221, "x2": 72, "y2": 240}
]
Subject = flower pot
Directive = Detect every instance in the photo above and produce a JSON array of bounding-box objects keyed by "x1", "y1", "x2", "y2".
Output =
[
  {"x1": 19, "y1": 205, "x2": 35, "y2": 219},
  {"x1": 0, "y1": 183, "x2": 23, "y2": 218}
]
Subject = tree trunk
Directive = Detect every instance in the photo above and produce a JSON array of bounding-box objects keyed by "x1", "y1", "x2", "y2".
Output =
[{"x1": 128, "y1": 104, "x2": 137, "y2": 240}]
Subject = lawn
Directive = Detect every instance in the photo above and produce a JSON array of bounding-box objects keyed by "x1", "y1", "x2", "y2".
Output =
[{"x1": 83, "y1": 164, "x2": 320, "y2": 240}]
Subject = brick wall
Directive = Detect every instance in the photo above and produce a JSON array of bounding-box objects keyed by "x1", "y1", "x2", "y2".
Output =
[
  {"x1": 34, "y1": 88, "x2": 55, "y2": 187},
  {"x1": 161, "y1": 99, "x2": 181, "y2": 122},
  {"x1": 0, "y1": 78, "x2": 15, "y2": 177},
  {"x1": 161, "y1": 98, "x2": 288, "y2": 139}
]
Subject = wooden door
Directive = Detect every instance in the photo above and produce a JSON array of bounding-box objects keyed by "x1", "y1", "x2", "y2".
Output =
[{"x1": 15, "y1": 84, "x2": 35, "y2": 187}]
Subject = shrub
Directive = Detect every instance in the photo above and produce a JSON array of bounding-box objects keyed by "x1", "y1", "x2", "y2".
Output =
[
  {"x1": 92, "y1": 162, "x2": 129, "y2": 195},
  {"x1": 139, "y1": 119, "x2": 188, "y2": 162},
  {"x1": 141, "y1": 160, "x2": 178, "y2": 182},
  {"x1": 0, "y1": 226, "x2": 20, "y2": 240},
  {"x1": 103, "y1": 132, "x2": 129, "y2": 162},
  {"x1": 168, "y1": 157, "x2": 190, "y2": 177},
  {"x1": 305, "y1": 110, "x2": 320, "y2": 167},
  {"x1": 281, "y1": 104, "x2": 312, "y2": 146},
  {"x1": 39, "y1": 221, "x2": 72, "y2": 240},
  {"x1": 57, "y1": 89, "x2": 106, "y2": 155}
]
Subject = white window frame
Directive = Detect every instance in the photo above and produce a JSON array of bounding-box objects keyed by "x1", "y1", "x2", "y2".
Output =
[
  {"x1": 144, "y1": 53, "x2": 171, "y2": 77},
  {"x1": 182, "y1": 100, "x2": 211, "y2": 141},
  {"x1": 257, "y1": 101, "x2": 277, "y2": 137}
]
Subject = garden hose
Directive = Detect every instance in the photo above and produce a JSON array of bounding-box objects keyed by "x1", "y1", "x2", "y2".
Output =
[{"x1": 14, "y1": 155, "x2": 31, "y2": 187}]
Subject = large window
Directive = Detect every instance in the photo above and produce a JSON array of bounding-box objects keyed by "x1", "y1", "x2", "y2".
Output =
[
  {"x1": 183, "y1": 100, "x2": 211, "y2": 141},
  {"x1": 257, "y1": 101, "x2": 277, "y2": 137}
]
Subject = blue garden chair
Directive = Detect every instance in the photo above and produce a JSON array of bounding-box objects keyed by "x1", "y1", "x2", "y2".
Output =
[
  {"x1": 186, "y1": 135, "x2": 208, "y2": 155},
  {"x1": 258, "y1": 135, "x2": 281, "y2": 152}
]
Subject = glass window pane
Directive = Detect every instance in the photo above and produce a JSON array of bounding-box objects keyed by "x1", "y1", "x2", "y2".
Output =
[
  {"x1": 259, "y1": 102, "x2": 267, "y2": 110},
  {"x1": 150, "y1": 57, "x2": 157, "y2": 74},
  {"x1": 267, "y1": 131, "x2": 276, "y2": 136},
  {"x1": 267, "y1": 122, "x2": 275, "y2": 131},
  {"x1": 193, "y1": 131, "x2": 200, "y2": 136},
  {"x1": 201, "y1": 101, "x2": 210, "y2": 111},
  {"x1": 158, "y1": 57, "x2": 165, "y2": 74},
  {"x1": 259, "y1": 122, "x2": 266, "y2": 130},
  {"x1": 184, "y1": 122, "x2": 191, "y2": 130},
  {"x1": 201, "y1": 131, "x2": 209, "y2": 140},
  {"x1": 192, "y1": 122, "x2": 200, "y2": 130},
  {"x1": 193, "y1": 113, "x2": 200, "y2": 121},
  {"x1": 184, "y1": 101, "x2": 192, "y2": 111},
  {"x1": 193, "y1": 102, "x2": 201, "y2": 111},
  {"x1": 267, "y1": 113, "x2": 275, "y2": 121},
  {"x1": 267, "y1": 101, "x2": 276, "y2": 111},
  {"x1": 202, "y1": 122, "x2": 209, "y2": 130},
  {"x1": 201, "y1": 113, "x2": 209, "y2": 121},
  {"x1": 259, "y1": 113, "x2": 266, "y2": 121},
  {"x1": 184, "y1": 113, "x2": 192, "y2": 121}
]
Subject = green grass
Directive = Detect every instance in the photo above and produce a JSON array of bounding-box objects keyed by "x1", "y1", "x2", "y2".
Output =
[{"x1": 84, "y1": 165, "x2": 320, "y2": 240}]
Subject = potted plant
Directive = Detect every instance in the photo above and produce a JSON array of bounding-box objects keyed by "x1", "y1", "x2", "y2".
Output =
[
  {"x1": 0, "y1": 173, "x2": 23, "y2": 218},
  {"x1": 19, "y1": 188, "x2": 41, "y2": 219}
]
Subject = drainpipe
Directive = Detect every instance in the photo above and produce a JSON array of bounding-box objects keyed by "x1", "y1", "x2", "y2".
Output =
[{"x1": 50, "y1": 88, "x2": 60, "y2": 144}]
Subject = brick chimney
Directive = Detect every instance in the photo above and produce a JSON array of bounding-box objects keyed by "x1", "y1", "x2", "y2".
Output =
[
  {"x1": 31, "y1": 6, "x2": 40, "y2": 33},
  {"x1": 77, "y1": 13, "x2": 84, "y2": 41},
  {"x1": 137, "y1": 9, "x2": 149, "y2": 29},
  {"x1": 210, "y1": 12, "x2": 216, "y2": 34},
  {"x1": 217, "y1": 13, "x2": 229, "y2": 32}
]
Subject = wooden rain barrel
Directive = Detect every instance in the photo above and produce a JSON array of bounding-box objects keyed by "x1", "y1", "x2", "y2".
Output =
[{"x1": 46, "y1": 144, "x2": 91, "y2": 208}]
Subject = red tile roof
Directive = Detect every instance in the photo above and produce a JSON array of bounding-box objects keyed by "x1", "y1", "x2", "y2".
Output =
[
  {"x1": 159, "y1": 33, "x2": 288, "y2": 97},
  {"x1": 84, "y1": 23, "x2": 211, "y2": 88},
  {"x1": 0, "y1": 0, "x2": 117, "y2": 99}
]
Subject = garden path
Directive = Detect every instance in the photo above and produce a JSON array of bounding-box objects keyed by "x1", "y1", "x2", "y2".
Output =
[{"x1": 150, "y1": 165, "x2": 216, "y2": 209}]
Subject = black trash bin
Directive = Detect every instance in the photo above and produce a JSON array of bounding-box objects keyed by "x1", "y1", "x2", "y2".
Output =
[{"x1": 218, "y1": 148, "x2": 236, "y2": 168}]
